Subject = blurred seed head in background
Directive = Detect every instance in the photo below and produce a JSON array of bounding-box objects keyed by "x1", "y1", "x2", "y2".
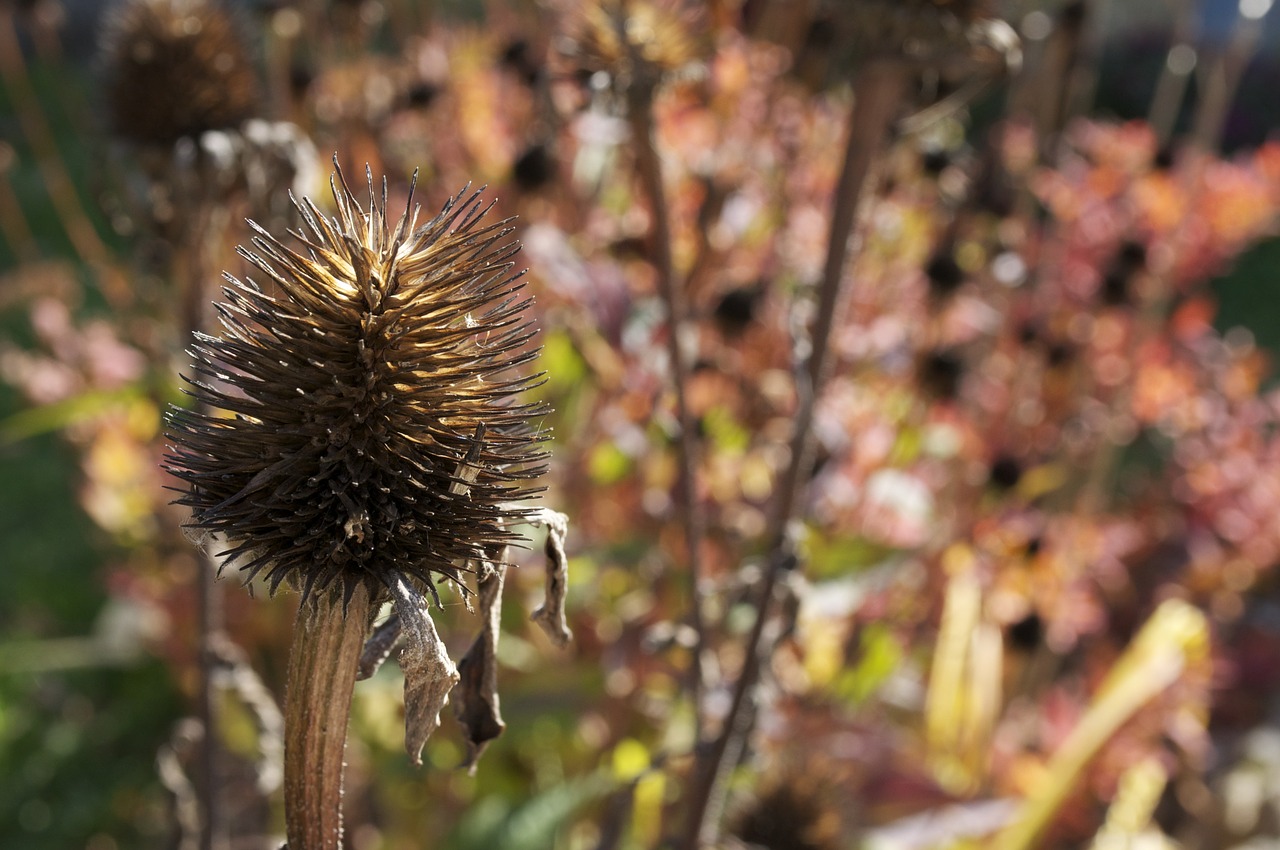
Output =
[{"x1": 102, "y1": 0, "x2": 259, "y2": 148}]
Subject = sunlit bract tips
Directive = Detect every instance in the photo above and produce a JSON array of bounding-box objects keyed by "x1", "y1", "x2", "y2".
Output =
[{"x1": 165, "y1": 164, "x2": 550, "y2": 606}]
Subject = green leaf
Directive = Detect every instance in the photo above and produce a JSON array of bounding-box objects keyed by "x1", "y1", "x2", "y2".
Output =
[{"x1": 446, "y1": 772, "x2": 614, "y2": 850}]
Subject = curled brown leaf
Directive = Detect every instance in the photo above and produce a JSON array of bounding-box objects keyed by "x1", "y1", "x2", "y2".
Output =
[
  {"x1": 455, "y1": 560, "x2": 507, "y2": 770},
  {"x1": 389, "y1": 574, "x2": 460, "y2": 765},
  {"x1": 530, "y1": 509, "x2": 573, "y2": 648}
]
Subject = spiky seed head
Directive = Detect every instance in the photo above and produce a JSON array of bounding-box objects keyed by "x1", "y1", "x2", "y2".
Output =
[
  {"x1": 165, "y1": 164, "x2": 549, "y2": 605},
  {"x1": 102, "y1": 0, "x2": 259, "y2": 147}
]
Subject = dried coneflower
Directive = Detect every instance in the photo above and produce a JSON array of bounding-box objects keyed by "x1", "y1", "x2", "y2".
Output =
[
  {"x1": 572, "y1": 0, "x2": 705, "y2": 92},
  {"x1": 730, "y1": 774, "x2": 842, "y2": 850},
  {"x1": 102, "y1": 0, "x2": 259, "y2": 147},
  {"x1": 167, "y1": 166, "x2": 546, "y2": 600},
  {"x1": 165, "y1": 163, "x2": 549, "y2": 849}
]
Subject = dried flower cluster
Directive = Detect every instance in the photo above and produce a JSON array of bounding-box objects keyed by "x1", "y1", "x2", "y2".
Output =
[{"x1": 165, "y1": 166, "x2": 547, "y2": 606}]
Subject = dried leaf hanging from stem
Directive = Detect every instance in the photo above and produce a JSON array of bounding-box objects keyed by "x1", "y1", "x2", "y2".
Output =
[
  {"x1": 454, "y1": 559, "x2": 508, "y2": 770},
  {"x1": 389, "y1": 574, "x2": 460, "y2": 765},
  {"x1": 531, "y1": 509, "x2": 573, "y2": 647},
  {"x1": 357, "y1": 613, "x2": 403, "y2": 681}
]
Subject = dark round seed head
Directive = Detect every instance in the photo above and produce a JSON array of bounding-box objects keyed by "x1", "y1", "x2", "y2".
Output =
[
  {"x1": 925, "y1": 250, "x2": 965, "y2": 297},
  {"x1": 921, "y1": 147, "x2": 952, "y2": 176},
  {"x1": 512, "y1": 143, "x2": 556, "y2": 192},
  {"x1": 918, "y1": 349, "x2": 964, "y2": 400},
  {"x1": 102, "y1": 0, "x2": 260, "y2": 146},
  {"x1": 1100, "y1": 271, "x2": 1129, "y2": 306},
  {"x1": 1008, "y1": 612, "x2": 1043, "y2": 650},
  {"x1": 1046, "y1": 342, "x2": 1074, "y2": 368},
  {"x1": 406, "y1": 82, "x2": 440, "y2": 109},
  {"x1": 712, "y1": 285, "x2": 760, "y2": 336},
  {"x1": 988, "y1": 455, "x2": 1023, "y2": 490},
  {"x1": 1117, "y1": 240, "x2": 1147, "y2": 271}
]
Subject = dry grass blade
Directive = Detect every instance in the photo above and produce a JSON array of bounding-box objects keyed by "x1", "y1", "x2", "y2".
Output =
[{"x1": 992, "y1": 599, "x2": 1209, "y2": 850}]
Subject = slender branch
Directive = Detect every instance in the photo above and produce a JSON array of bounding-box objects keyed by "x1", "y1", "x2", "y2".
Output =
[
  {"x1": 1190, "y1": 3, "x2": 1269, "y2": 153},
  {"x1": 182, "y1": 202, "x2": 228, "y2": 850},
  {"x1": 1147, "y1": 0, "x2": 1200, "y2": 146},
  {"x1": 0, "y1": 162, "x2": 38, "y2": 264},
  {"x1": 625, "y1": 76, "x2": 709, "y2": 726},
  {"x1": 1062, "y1": 0, "x2": 1111, "y2": 124},
  {"x1": 196, "y1": 548, "x2": 226, "y2": 850},
  {"x1": 283, "y1": 583, "x2": 374, "y2": 850},
  {"x1": 673, "y1": 59, "x2": 910, "y2": 850}
]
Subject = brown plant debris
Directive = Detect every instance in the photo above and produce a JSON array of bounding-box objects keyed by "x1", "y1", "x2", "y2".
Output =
[
  {"x1": 454, "y1": 559, "x2": 508, "y2": 770},
  {"x1": 389, "y1": 573, "x2": 460, "y2": 765},
  {"x1": 531, "y1": 508, "x2": 573, "y2": 647},
  {"x1": 356, "y1": 613, "x2": 403, "y2": 681}
]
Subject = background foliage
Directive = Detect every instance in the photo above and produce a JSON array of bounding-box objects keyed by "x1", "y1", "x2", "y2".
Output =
[{"x1": 5, "y1": 1, "x2": 1280, "y2": 849}]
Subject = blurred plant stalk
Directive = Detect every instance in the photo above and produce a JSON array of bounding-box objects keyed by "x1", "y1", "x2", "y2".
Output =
[
  {"x1": 0, "y1": 8, "x2": 125, "y2": 302},
  {"x1": 621, "y1": 20, "x2": 710, "y2": 733},
  {"x1": 676, "y1": 57, "x2": 912, "y2": 850}
]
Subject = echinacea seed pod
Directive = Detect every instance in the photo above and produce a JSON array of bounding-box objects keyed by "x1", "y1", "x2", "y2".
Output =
[
  {"x1": 750, "y1": 0, "x2": 1014, "y2": 94},
  {"x1": 732, "y1": 774, "x2": 842, "y2": 850},
  {"x1": 102, "y1": 0, "x2": 259, "y2": 147},
  {"x1": 164, "y1": 163, "x2": 549, "y2": 608},
  {"x1": 572, "y1": 0, "x2": 705, "y2": 91}
]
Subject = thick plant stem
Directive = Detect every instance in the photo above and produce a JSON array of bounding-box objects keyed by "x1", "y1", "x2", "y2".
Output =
[
  {"x1": 674, "y1": 59, "x2": 909, "y2": 850},
  {"x1": 284, "y1": 584, "x2": 373, "y2": 850}
]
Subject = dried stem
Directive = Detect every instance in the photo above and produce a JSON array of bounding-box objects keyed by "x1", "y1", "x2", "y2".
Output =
[
  {"x1": 0, "y1": 164, "x2": 38, "y2": 264},
  {"x1": 625, "y1": 75, "x2": 708, "y2": 724},
  {"x1": 1147, "y1": 0, "x2": 1200, "y2": 147},
  {"x1": 1062, "y1": 0, "x2": 1110, "y2": 124},
  {"x1": 1190, "y1": 3, "x2": 1268, "y2": 153},
  {"x1": 283, "y1": 583, "x2": 374, "y2": 850},
  {"x1": 196, "y1": 548, "x2": 226, "y2": 850},
  {"x1": 183, "y1": 205, "x2": 229, "y2": 850},
  {"x1": 673, "y1": 60, "x2": 910, "y2": 850}
]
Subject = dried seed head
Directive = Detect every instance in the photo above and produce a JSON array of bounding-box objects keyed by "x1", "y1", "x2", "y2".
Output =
[
  {"x1": 731, "y1": 774, "x2": 842, "y2": 850},
  {"x1": 102, "y1": 0, "x2": 259, "y2": 146},
  {"x1": 573, "y1": 0, "x2": 705, "y2": 90},
  {"x1": 753, "y1": 0, "x2": 1006, "y2": 90},
  {"x1": 166, "y1": 164, "x2": 548, "y2": 605},
  {"x1": 835, "y1": 0, "x2": 989, "y2": 63}
]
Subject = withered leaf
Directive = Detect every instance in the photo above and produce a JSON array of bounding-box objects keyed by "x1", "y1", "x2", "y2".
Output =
[
  {"x1": 357, "y1": 613, "x2": 403, "y2": 681},
  {"x1": 389, "y1": 574, "x2": 460, "y2": 765},
  {"x1": 531, "y1": 509, "x2": 573, "y2": 647},
  {"x1": 454, "y1": 560, "x2": 507, "y2": 770}
]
